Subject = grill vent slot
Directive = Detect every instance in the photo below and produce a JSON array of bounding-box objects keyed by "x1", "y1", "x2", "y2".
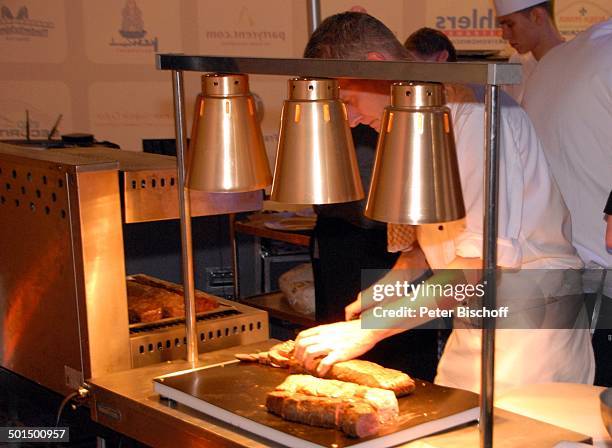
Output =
[
  {"x1": 0, "y1": 163, "x2": 68, "y2": 220},
  {"x1": 135, "y1": 319, "x2": 264, "y2": 355}
]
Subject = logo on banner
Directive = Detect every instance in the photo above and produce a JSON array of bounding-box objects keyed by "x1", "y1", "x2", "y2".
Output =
[
  {"x1": 0, "y1": 4, "x2": 55, "y2": 40},
  {"x1": 205, "y1": 5, "x2": 286, "y2": 47},
  {"x1": 0, "y1": 108, "x2": 53, "y2": 139},
  {"x1": 435, "y1": 8, "x2": 504, "y2": 47},
  {"x1": 94, "y1": 110, "x2": 172, "y2": 127},
  {"x1": 557, "y1": 2, "x2": 611, "y2": 38},
  {"x1": 108, "y1": 0, "x2": 158, "y2": 52}
]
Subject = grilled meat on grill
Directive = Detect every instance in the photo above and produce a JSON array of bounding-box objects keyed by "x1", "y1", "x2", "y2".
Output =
[{"x1": 126, "y1": 274, "x2": 220, "y2": 324}]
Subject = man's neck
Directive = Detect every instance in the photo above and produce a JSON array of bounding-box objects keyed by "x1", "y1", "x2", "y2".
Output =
[{"x1": 531, "y1": 24, "x2": 564, "y2": 60}]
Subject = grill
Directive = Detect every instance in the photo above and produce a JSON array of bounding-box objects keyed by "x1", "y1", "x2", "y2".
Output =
[
  {"x1": 129, "y1": 298, "x2": 268, "y2": 368},
  {"x1": 0, "y1": 142, "x2": 268, "y2": 395}
]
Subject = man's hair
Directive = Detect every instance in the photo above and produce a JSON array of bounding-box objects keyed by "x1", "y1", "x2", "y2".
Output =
[
  {"x1": 520, "y1": 1, "x2": 554, "y2": 18},
  {"x1": 303, "y1": 12, "x2": 410, "y2": 60},
  {"x1": 404, "y1": 28, "x2": 457, "y2": 62}
]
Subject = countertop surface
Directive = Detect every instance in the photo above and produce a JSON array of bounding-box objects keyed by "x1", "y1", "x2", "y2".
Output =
[{"x1": 89, "y1": 340, "x2": 597, "y2": 448}]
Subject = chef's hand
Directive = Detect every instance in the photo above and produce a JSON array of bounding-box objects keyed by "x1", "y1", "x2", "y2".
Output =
[
  {"x1": 294, "y1": 320, "x2": 383, "y2": 376},
  {"x1": 344, "y1": 293, "x2": 363, "y2": 321}
]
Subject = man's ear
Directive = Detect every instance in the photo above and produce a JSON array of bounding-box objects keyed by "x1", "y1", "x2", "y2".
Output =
[
  {"x1": 435, "y1": 50, "x2": 450, "y2": 62},
  {"x1": 530, "y1": 6, "x2": 548, "y2": 25},
  {"x1": 365, "y1": 51, "x2": 388, "y2": 61}
]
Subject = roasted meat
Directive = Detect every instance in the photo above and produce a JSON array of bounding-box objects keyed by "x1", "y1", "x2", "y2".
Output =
[
  {"x1": 275, "y1": 374, "x2": 398, "y2": 425},
  {"x1": 235, "y1": 340, "x2": 294, "y2": 367},
  {"x1": 266, "y1": 391, "x2": 379, "y2": 438},
  {"x1": 235, "y1": 340, "x2": 416, "y2": 396},
  {"x1": 266, "y1": 391, "x2": 380, "y2": 438},
  {"x1": 126, "y1": 274, "x2": 219, "y2": 323},
  {"x1": 126, "y1": 281, "x2": 166, "y2": 323},
  {"x1": 130, "y1": 274, "x2": 219, "y2": 314},
  {"x1": 296, "y1": 359, "x2": 416, "y2": 397}
]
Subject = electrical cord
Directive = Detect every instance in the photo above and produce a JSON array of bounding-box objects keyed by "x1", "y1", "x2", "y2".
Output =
[
  {"x1": 55, "y1": 386, "x2": 89, "y2": 427},
  {"x1": 55, "y1": 391, "x2": 79, "y2": 427}
]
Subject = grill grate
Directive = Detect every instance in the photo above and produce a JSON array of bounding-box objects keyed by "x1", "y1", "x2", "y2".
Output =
[
  {"x1": 129, "y1": 299, "x2": 268, "y2": 368},
  {"x1": 129, "y1": 309, "x2": 241, "y2": 334}
]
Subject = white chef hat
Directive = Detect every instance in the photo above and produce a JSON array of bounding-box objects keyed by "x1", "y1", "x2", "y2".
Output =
[{"x1": 493, "y1": 0, "x2": 545, "y2": 16}]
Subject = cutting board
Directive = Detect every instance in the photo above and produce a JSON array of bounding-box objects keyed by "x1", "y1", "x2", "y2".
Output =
[{"x1": 154, "y1": 361, "x2": 479, "y2": 448}]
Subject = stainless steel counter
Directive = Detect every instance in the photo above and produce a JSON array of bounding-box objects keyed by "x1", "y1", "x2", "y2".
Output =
[
  {"x1": 89, "y1": 340, "x2": 590, "y2": 448},
  {"x1": 89, "y1": 340, "x2": 284, "y2": 448}
]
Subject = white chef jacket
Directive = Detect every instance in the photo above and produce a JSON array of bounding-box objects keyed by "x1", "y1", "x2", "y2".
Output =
[
  {"x1": 418, "y1": 87, "x2": 595, "y2": 395},
  {"x1": 503, "y1": 51, "x2": 537, "y2": 105},
  {"x1": 522, "y1": 19, "x2": 612, "y2": 298}
]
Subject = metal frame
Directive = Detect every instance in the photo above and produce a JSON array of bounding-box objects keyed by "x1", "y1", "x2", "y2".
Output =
[
  {"x1": 171, "y1": 71, "x2": 198, "y2": 365},
  {"x1": 306, "y1": 0, "x2": 321, "y2": 36},
  {"x1": 157, "y1": 55, "x2": 521, "y2": 86},
  {"x1": 158, "y1": 54, "x2": 519, "y2": 448}
]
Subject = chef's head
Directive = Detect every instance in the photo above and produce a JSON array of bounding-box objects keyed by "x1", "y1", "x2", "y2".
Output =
[
  {"x1": 404, "y1": 27, "x2": 457, "y2": 63},
  {"x1": 494, "y1": 0, "x2": 555, "y2": 55},
  {"x1": 303, "y1": 12, "x2": 410, "y2": 132}
]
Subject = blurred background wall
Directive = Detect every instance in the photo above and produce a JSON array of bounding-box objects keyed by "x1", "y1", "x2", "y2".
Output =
[{"x1": 1, "y1": 0, "x2": 610, "y2": 164}]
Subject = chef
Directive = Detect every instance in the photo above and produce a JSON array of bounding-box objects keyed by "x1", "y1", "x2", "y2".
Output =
[
  {"x1": 294, "y1": 11, "x2": 595, "y2": 395},
  {"x1": 303, "y1": 20, "x2": 439, "y2": 380},
  {"x1": 494, "y1": 0, "x2": 564, "y2": 104},
  {"x1": 520, "y1": 18, "x2": 612, "y2": 385}
]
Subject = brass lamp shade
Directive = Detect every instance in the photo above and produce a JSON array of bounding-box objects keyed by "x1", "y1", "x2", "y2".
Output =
[
  {"x1": 187, "y1": 73, "x2": 272, "y2": 192},
  {"x1": 365, "y1": 82, "x2": 465, "y2": 224},
  {"x1": 270, "y1": 78, "x2": 364, "y2": 204}
]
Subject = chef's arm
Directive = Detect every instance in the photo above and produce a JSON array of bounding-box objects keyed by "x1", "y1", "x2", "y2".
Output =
[
  {"x1": 348, "y1": 247, "x2": 482, "y2": 322},
  {"x1": 295, "y1": 255, "x2": 483, "y2": 374},
  {"x1": 345, "y1": 245, "x2": 482, "y2": 320},
  {"x1": 346, "y1": 246, "x2": 430, "y2": 320},
  {"x1": 358, "y1": 255, "x2": 482, "y2": 332}
]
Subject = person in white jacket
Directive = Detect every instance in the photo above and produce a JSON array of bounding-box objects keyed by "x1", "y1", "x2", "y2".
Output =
[
  {"x1": 494, "y1": 0, "x2": 564, "y2": 104},
  {"x1": 522, "y1": 19, "x2": 612, "y2": 385},
  {"x1": 294, "y1": 11, "x2": 595, "y2": 395}
]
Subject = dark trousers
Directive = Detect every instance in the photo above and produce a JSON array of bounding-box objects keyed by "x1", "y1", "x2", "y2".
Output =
[
  {"x1": 311, "y1": 218, "x2": 397, "y2": 323},
  {"x1": 588, "y1": 292, "x2": 612, "y2": 386},
  {"x1": 310, "y1": 217, "x2": 441, "y2": 380},
  {"x1": 594, "y1": 327, "x2": 612, "y2": 386}
]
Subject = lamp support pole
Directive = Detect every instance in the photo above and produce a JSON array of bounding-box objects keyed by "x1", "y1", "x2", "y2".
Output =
[
  {"x1": 172, "y1": 70, "x2": 199, "y2": 364},
  {"x1": 480, "y1": 84, "x2": 501, "y2": 447},
  {"x1": 306, "y1": 0, "x2": 321, "y2": 36}
]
